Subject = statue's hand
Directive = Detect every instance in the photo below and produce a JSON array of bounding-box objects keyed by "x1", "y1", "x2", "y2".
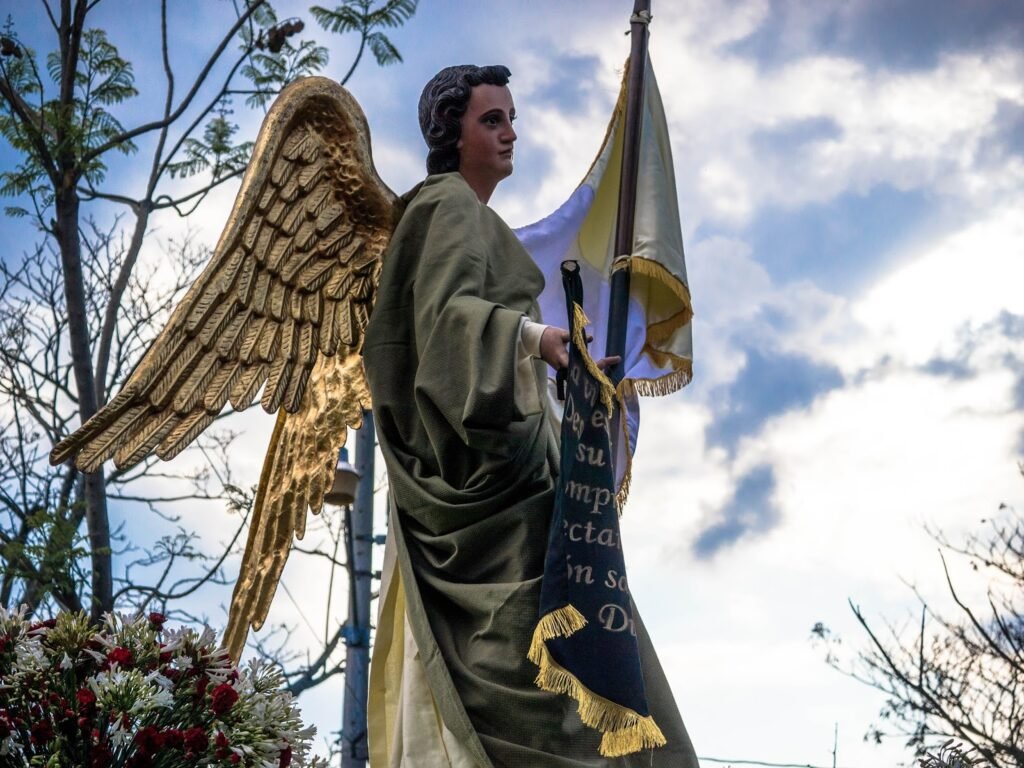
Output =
[
  {"x1": 540, "y1": 326, "x2": 571, "y2": 370},
  {"x1": 540, "y1": 326, "x2": 620, "y2": 371}
]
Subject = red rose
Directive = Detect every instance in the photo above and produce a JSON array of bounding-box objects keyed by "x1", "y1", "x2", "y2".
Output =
[
  {"x1": 107, "y1": 646, "x2": 133, "y2": 667},
  {"x1": 183, "y1": 726, "x2": 208, "y2": 755},
  {"x1": 230, "y1": 754, "x2": 241, "y2": 764},
  {"x1": 279, "y1": 745, "x2": 293, "y2": 768},
  {"x1": 148, "y1": 612, "x2": 166, "y2": 628},
  {"x1": 210, "y1": 683, "x2": 239, "y2": 716}
]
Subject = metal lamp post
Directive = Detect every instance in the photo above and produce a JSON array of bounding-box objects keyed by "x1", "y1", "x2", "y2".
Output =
[{"x1": 338, "y1": 414, "x2": 375, "y2": 768}]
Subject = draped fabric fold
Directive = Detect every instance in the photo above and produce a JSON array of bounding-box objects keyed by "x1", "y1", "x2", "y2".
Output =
[{"x1": 364, "y1": 173, "x2": 698, "y2": 767}]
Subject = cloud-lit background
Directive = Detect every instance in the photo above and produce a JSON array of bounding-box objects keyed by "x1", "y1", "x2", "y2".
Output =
[{"x1": 4, "y1": 0, "x2": 1024, "y2": 765}]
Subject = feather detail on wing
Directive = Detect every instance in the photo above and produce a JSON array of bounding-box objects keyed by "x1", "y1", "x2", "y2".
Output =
[
  {"x1": 223, "y1": 352, "x2": 370, "y2": 661},
  {"x1": 49, "y1": 77, "x2": 397, "y2": 473}
]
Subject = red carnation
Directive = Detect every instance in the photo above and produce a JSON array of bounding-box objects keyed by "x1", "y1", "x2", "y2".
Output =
[
  {"x1": 214, "y1": 732, "x2": 232, "y2": 759},
  {"x1": 134, "y1": 725, "x2": 163, "y2": 755},
  {"x1": 30, "y1": 719, "x2": 53, "y2": 745},
  {"x1": 91, "y1": 743, "x2": 113, "y2": 768},
  {"x1": 210, "y1": 683, "x2": 239, "y2": 716},
  {"x1": 148, "y1": 612, "x2": 166, "y2": 628},
  {"x1": 162, "y1": 728, "x2": 184, "y2": 749},
  {"x1": 183, "y1": 726, "x2": 208, "y2": 755},
  {"x1": 279, "y1": 745, "x2": 293, "y2": 768},
  {"x1": 76, "y1": 687, "x2": 97, "y2": 713},
  {"x1": 107, "y1": 646, "x2": 133, "y2": 667}
]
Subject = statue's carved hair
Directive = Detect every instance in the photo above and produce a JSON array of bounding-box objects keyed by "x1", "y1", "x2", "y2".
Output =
[{"x1": 418, "y1": 65, "x2": 511, "y2": 175}]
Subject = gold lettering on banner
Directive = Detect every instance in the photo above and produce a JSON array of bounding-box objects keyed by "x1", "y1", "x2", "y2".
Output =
[
  {"x1": 562, "y1": 519, "x2": 621, "y2": 549},
  {"x1": 564, "y1": 481, "x2": 613, "y2": 515},
  {"x1": 598, "y1": 604, "x2": 637, "y2": 635},
  {"x1": 564, "y1": 390, "x2": 585, "y2": 439},
  {"x1": 566, "y1": 555, "x2": 595, "y2": 585},
  {"x1": 575, "y1": 443, "x2": 606, "y2": 467},
  {"x1": 604, "y1": 569, "x2": 629, "y2": 592}
]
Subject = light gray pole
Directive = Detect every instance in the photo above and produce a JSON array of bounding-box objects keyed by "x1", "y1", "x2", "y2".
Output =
[{"x1": 341, "y1": 412, "x2": 375, "y2": 767}]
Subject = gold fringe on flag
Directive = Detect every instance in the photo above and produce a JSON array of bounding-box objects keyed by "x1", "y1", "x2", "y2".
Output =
[{"x1": 528, "y1": 617, "x2": 667, "y2": 757}]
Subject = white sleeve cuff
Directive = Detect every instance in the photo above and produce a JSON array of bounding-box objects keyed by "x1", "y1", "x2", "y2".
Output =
[{"x1": 520, "y1": 318, "x2": 548, "y2": 359}]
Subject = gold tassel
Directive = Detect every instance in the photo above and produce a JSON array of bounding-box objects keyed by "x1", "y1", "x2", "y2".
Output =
[
  {"x1": 530, "y1": 638, "x2": 667, "y2": 757},
  {"x1": 627, "y1": 256, "x2": 693, "y2": 319},
  {"x1": 600, "y1": 719, "x2": 670, "y2": 757},
  {"x1": 629, "y1": 361, "x2": 693, "y2": 398},
  {"x1": 528, "y1": 604, "x2": 587, "y2": 664},
  {"x1": 613, "y1": 385, "x2": 633, "y2": 513},
  {"x1": 571, "y1": 303, "x2": 616, "y2": 415}
]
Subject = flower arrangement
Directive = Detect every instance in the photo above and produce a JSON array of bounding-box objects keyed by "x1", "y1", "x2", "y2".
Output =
[
  {"x1": 919, "y1": 741, "x2": 986, "y2": 768},
  {"x1": 0, "y1": 607, "x2": 324, "y2": 767}
]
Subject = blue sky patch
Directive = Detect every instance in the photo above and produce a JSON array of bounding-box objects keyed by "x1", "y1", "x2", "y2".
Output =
[
  {"x1": 750, "y1": 116, "x2": 843, "y2": 155},
  {"x1": 728, "y1": 0, "x2": 1024, "y2": 73},
  {"x1": 706, "y1": 347, "x2": 844, "y2": 454},
  {"x1": 693, "y1": 463, "x2": 779, "y2": 558},
  {"x1": 744, "y1": 184, "x2": 933, "y2": 293}
]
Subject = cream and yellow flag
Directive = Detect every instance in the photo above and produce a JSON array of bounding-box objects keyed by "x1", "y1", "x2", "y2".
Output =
[{"x1": 515, "y1": 56, "x2": 692, "y2": 502}]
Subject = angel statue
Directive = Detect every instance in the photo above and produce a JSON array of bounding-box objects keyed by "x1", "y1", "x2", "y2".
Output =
[{"x1": 52, "y1": 60, "x2": 699, "y2": 767}]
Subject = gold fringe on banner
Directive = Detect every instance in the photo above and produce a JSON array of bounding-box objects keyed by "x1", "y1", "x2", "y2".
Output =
[
  {"x1": 572, "y1": 303, "x2": 617, "y2": 416},
  {"x1": 527, "y1": 604, "x2": 588, "y2": 662},
  {"x1": 528, "y1": 618, "x2": 667, "y2": 757}
]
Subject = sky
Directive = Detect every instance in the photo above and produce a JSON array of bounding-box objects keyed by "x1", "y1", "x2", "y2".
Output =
[{"x1": 2, "y1": 0, "x2": 1024, "y2": 766}]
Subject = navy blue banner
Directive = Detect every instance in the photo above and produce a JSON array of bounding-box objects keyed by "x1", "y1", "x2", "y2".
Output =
[{"x1": 529, "y1": 261, "x2": 664, "y2": 757}]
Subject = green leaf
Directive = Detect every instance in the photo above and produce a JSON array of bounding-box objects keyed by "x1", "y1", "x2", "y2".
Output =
[{"x1": 367, "y1": 31, "x2": 401, "y2": 67}]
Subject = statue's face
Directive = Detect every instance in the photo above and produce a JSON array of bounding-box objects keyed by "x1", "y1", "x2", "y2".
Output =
[{"x1": 457, "y1": 84, "x2": 517, "y2": 186}]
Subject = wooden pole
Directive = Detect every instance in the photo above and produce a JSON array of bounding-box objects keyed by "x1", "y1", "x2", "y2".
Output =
[{"x1": 604, "y1": 0, "x2": 652, "y2": 376}]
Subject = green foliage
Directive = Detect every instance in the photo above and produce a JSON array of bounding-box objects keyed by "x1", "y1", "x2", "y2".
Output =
[
  {"x1": 165, "y1": 103, "x2": 253, "y2": 181},
  {"x1": 0, "y1": 27, "x2": 137, "y2": 213},
  {"x1": 311, "y1": 0, "x2": 418, "y2": 79},
  {"x1": 311, "y1": 0, "x2": 417, "y2": 35},
  {"x1": 239, "y1": 5, "x2": 330, "y2": 109}
]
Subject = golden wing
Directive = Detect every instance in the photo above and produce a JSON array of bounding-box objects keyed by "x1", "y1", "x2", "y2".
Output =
[
  {"x1": 49, "y1": 76, "x2": 397, "y2": 473},
  {"x1": 222, "y1": 352, "x2": 369, "y2": 660}
]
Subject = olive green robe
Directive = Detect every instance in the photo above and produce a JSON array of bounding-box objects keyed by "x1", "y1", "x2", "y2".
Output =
[{"x1": 363, "y1": 173, "x2": 697, "y2": 768}]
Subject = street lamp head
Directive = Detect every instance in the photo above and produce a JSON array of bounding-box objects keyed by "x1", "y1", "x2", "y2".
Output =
[{"x1": 324, "y1": 446, "x2": 361, "y2": 507}]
